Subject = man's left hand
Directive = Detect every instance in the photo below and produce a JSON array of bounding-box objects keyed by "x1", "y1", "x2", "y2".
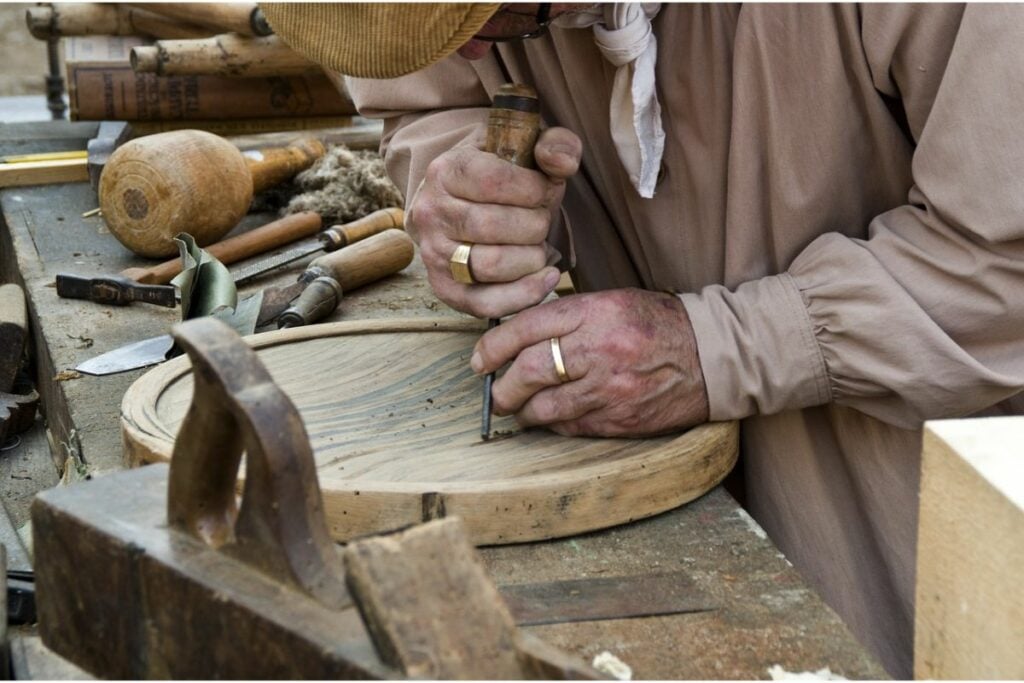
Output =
[{"x1": 471, "y1": 288, "x2": 710, "y2": 437}]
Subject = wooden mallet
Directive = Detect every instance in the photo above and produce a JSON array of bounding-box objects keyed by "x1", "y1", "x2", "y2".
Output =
[{"x1": 99, "y1": 130, "x2": 324, "y2": 258}]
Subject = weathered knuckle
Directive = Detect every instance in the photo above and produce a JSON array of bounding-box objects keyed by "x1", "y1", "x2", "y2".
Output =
[
  {"x1": 423, "y1": 156, "x2": 450, "y2": 186},
  {"x1": 491, "y1": 392, "x2": 515, "y2": 416},
  {"x1": 531, "y1": 394, "x2": 558, "y2": 423},
  {"x1": 408, "y1": 197, "x2": 441, "y2": 233},
  {"x1": 552, "y1": 420, "x2": 580, "y2": 437},
  {"x1": 519, "y1": 349, "x2": 547, "y2": 384},
  {"x1": 468, "y1": 245, "x2": 496, "y2": 277},
  {"x1": 479, "y1": 300, "x2": 506, "y2": 320}
]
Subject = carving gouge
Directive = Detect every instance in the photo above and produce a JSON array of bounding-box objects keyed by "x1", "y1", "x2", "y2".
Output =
[
  {"x1": 259, "y1": 228, "x2": 415, "y2": 328},
  {"x1": 232, "y1": 207, "x2": 405, "y2": 287},
  {"x1": 481, "y1": 84, "x2": 542, "y2": 441}
]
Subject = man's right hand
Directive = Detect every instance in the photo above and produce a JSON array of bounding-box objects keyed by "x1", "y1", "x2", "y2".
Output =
[{"x1": 406, "y1": 126, "x2": 582, "y2": 319}]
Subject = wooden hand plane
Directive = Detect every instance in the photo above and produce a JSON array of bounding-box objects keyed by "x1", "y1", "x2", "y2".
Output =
[{"x1": 32, "y1": 317, "x2": 598, "y2": 679}]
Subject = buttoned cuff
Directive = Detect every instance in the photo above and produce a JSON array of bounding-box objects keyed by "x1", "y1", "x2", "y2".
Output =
[{"x1": 678, "y1": 273, "x2": 832, "y2": 421}]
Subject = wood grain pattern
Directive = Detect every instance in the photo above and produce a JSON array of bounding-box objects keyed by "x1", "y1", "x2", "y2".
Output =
[
  {"x1": 0, "y1": 158, "x2": 88, "y2": 189},
  {"x1": 122, "y1": 318, "x2": 738, "y2": 545},
  {"x1": 124, "y1": 2, "x2": 259, "y2": 37},
  {"x1": 915, "y1": 417, "x2": 1024, "y2": 679},
  {"x1": 131, "y1": 35, "x2": 318, "y2": 78},
  {"x1": 26, "y1": 4, "x2": 210, "y2": 40}
]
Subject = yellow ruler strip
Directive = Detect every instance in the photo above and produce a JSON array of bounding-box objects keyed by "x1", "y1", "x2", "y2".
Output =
[{"x1": 0, "y1": 158, "x2": 89, "y2": 189}]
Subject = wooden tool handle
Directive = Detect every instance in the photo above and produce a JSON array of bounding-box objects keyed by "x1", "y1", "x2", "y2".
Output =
[
  {"x1": 124, "y1": 2, "x2": 261, "y2": 36},
  {"x1": 121, "y1": 211, "x2": 322, "y2": 285},
  {"x1": 167, "y1": 318, "x2": 348, "y2": 607},
  {"x1": 130, "y1": 34, "x2": 318, "y2": 77},
  {"x1": 26, "y1": 4, "x2": 209, "y2": 40},
  {"x1": 309, "y1": 228, "x2": 414, "y2": 292},
  {"x1": 244, "y1": 139, "x2": 326, "y2": 194},
  {"x1": 320, "y1": 207, "x2": 405, "y2": 251},
  {"x1": 485, "y1": 83, "x2": 541, "y2": 169}
]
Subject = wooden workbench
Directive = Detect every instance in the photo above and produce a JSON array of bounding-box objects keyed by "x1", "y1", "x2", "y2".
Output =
[{"x1": 0, "y1": 121, "x2": 887, "y2": 679}]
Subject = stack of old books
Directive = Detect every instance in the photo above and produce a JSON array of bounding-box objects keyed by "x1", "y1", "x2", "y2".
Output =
[{"x1": 26, "y1": 2, "x2": 359, "y2": 135}]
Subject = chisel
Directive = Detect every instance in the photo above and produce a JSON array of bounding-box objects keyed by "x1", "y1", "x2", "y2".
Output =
[
  {"x1": 481, "y1": 84, "x2": 542, "y2": 441},
  {"x1": 264, "y1": 228, "x2": 415, "y2": 328},
  {"x1": 232, "y1": 207, "x2": 405, "y2": 287}
]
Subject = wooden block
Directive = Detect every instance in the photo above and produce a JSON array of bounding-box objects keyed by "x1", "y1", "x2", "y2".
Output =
[
  {"x1": 32, "y1": 463, "x2": 390, "y2": 679},
  {"x1": 344, "y1": 518, "x2": 523, "y2": 678},
  {"x1": 0, "y1": 159, "x2": 88, "y2": 189},
  {"x1": 915, "y1": 416, "x2": 1024, "y2": 679}
]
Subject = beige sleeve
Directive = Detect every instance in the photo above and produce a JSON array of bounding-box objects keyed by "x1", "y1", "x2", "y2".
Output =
[
  {"x1": 681, "y1": 4, "x2": 1024, "y2": 429},
  {"x1": 344, "y1": 54, "x2": 493, "y2": 205}
]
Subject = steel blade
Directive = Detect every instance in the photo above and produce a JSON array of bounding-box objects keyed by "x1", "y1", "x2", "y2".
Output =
[
  {"x1": 75, "y1": 334, "x2": 173, "y2": 376},
  {"x1": 498, "y1": 570, "x2": 716, "y2": 627},
  {"x1": 254, "y1": 281, "x2": 305, "y2": 327}
]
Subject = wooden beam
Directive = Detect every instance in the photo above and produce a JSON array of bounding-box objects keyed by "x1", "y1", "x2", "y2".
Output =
[
  {"x1": 916, "y1": 416, "x2": 1024, "y2": 679},
  {"x1": 0, "y1": 159, "x2": 89, "y2": 189}
]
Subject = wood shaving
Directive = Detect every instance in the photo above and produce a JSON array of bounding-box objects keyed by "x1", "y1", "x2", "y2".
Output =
[{"x1": 592, "y1": 651, "x2": 632, "y2": 680}]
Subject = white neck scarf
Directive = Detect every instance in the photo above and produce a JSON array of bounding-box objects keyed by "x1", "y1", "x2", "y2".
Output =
[{"x1": 554, "y1": 3, "x2": 664, "y2": 198}]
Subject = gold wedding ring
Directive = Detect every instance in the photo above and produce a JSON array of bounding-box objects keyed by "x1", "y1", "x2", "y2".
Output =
[
  {"x1": 551, "y1": 337, "x2": 571, "y2": 383},
  {"x1": 449, "y1": 243, "x2": 475, "y2": 284}
]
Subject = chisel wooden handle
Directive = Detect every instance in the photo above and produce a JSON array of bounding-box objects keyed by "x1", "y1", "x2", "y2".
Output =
[
  {"x1": 309, "y1": 228, "x2": 414, "y2": 291},
  {"x1": 124, "y1": 3, "x2": 265, "y2": 37},
  {"x1": 244, "y1": 138, "x2": 325, "y2": 194},
  {"x1": 280, "y1": 229, "x2": 415, "y2": 328},
  {"x1": 319, "y1": 207, "x2": 405, "y2": 251},
  {"x1": 480, "y1": 83, "x2": 542, "y2": 440},
  {"x1": 121, "y1": 211, "x2": 322, "y2": 285}
]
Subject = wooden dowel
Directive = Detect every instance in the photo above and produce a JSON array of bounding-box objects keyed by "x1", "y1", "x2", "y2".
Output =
[
  {"x1": 119, "y1": 212, "x2": 323, "y2": 285},
  {"x1": 130, "y1": 34, "x2": 318, "y2": 78},
  {"x1": 123, "y1": 3, "x2": 264, "y2": 37},
  {"x1": 26, "y1": 4, "x2": 210, "y2": 40}
]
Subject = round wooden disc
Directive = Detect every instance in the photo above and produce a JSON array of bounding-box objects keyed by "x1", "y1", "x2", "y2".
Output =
[{"x1": 122, "y1": 317, "x2": 738, "y2": 545}]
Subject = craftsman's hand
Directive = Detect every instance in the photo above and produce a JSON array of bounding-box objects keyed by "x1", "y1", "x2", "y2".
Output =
[
  {"x1": 471, "y1": 289, "x2": 711, "y2": 437},
  {"x1": 406, "y1": 127, "x2": 582, "y2": 319}
]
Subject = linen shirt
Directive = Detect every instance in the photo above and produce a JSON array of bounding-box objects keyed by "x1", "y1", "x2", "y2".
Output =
[{"x1": 346, "y1": 5, "x2": 1024, "y2": 675}]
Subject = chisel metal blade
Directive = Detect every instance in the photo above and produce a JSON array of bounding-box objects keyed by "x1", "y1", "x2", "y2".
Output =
[
  {"x1": 498, "y1": 570, "x2": 717, "y2": 627},
  {"x1": 253, "y1": 280, "x2": 306, "y2": 327},
  {"x1": 75, "y1": 334, "x2": 173, "y2": 376}
]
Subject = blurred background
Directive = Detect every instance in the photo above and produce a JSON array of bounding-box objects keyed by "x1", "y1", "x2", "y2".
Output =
[{"x1": 0, "y1": 4, "x2": 51, "y2": 121}]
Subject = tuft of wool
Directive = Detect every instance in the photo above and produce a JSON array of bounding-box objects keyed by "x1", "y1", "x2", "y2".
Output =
[{"x1": 281, "y1": 145, "x2": 404, "y2": 224}]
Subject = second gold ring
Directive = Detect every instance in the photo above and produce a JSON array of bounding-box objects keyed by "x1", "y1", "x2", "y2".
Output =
[
  {"x1": 551, "y1": 337, "x2": 571, "y2": 383},
  {"x1": 449, "y1": 243, "x2": 475, "y2": 285}
]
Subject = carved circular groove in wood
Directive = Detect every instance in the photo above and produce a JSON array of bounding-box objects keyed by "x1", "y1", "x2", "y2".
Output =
[{"x1": 121, "y1": 317, "x2": 739, "y2": 545}]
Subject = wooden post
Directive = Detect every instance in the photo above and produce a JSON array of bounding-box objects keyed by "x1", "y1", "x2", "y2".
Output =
[
  {"x1": 123, "y1": 2, "x2": 266, "y2": 37},
  {"x1": 26, "y1": 4, "x2": 210, "y2": 40},
  {"x1": 131, "y1": 34, "x2": 319, "y2": 78},
  {"x1": 915, "y1": 416, "x2": 1024, "y2": 679}
]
